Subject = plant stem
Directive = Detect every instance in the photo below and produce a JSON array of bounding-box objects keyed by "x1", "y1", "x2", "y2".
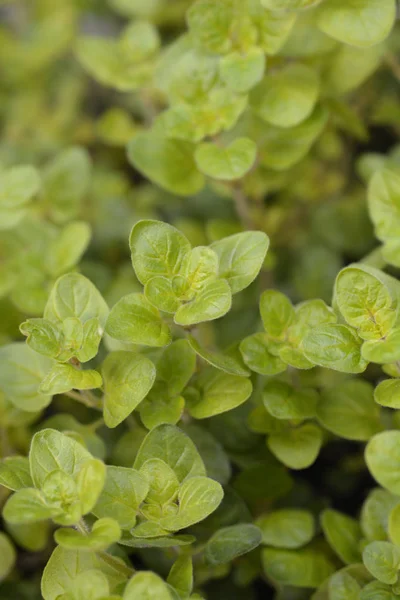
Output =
[{"x1": 65, "y1": 390, "x2": 102, "y2": 411}]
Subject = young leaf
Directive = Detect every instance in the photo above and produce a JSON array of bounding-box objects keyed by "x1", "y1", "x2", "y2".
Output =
[
  {"x1": 262, "y1": 546, "x2": 335, "y2": 588},
  {"x1": 93, "y1": 466, "x2": 149, "y2": 530},
  {"x1": 0, "y1": 456, "x2": 33, "y2": 491},
  {"x1": 174, "y1": 279, "x2": 232, "y2": 326},
  {"x1": 362, "y1": 541, "x2": 400, "y2": 584},
  {"x1": 194, "y1": 138, "x2": 257, "y2": 181},
  {"x1": 240, "y1": 333, "x2": 287, "y2": 376},
  {"x1": 105, "y1": 293, "x2": 171, "y2": 347},
  {"x1": 220, "y1": 48, "x2": 265, "y2": 93},
  {"x1": 368, "y1": 168, "x2": 400, "y2": 241},
  {"x1": 167, "y1": 555, "x2": 193, "y2": 599},
  {"x1": 39, "y1": 364, "x2": 102, "y2": 396},
  {"x1": 0, "y1": 165, "x2": 40, "y2": 230},
  {"x1": 134, "y1": 424, "x2": 206, "y2": 482},
  {"x1": 211, "y1": 231, "x2": 269, "y2": 294},
  {"x1": 144, "y1": 277, "x2": 182, "y2": 313},
  {"x1": 156, "y1": 340, "x2": 196, "y2": 396},
  {"x1": 3, "y1": 488, "x2": 61, "y2": 524},
  {"x1": 302, "y1": 323, "x2": 368, "y2": 373},
  {"x1": 361, "y1": 488, "x2": 398, "y2": 542},
  {"x1": 138, "y1": 384, "x2": 185, "y2": 430},
  {"x1": 123, "y1": 572, "x2": 174, "y2": 600},
  {"x1": 388, "y1": 504, "x2": 400, "y2": 547},
  {"x1": 130, "y1": 220, "x2": 191, "y2": 285},
  {"x1": 76, "y1": 459, "x2": 106, "y2": 514},
  {"x1": 366, "y1": 431, "x2": 400, "y2": 494},
  {"x1": 260, "y1": 290, "x2": 295, "y2": 339},
  {"x1": 140, "y1": 458, "x2": 180, "y2": 505},
  {"x1": 45, "y1": 221, "x2": 91, "y2": 278},
  {"x1": 362, "y1": 329, "x2": 400, "y2": 364},
  {"x1": 55, "y1": 517, "x2": 121, "y2": 551},
  {"x1": 268, "y1": 423, "x2": 323, "y2": 470},
  {"x1": 375, "y1": 379, "x2": 400, "y2": 409},
  {"x1": 263, "y1": 381, "x2": 319, "y2": 420},
  {"x1": 102, "y1": 351, "x2": 156, "y2": 428},
  {"x1": 256, "y1": 509, "x2": 315, "y2": 549},
  {"x1": 205, "y1": 524, "x2": 262, "y2": 565},
  {"x1": 0, "y1": 532, "x2": 16, "y2": 582}
]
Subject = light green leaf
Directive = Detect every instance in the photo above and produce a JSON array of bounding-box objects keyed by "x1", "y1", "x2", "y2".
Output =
[
  {"x1": 42, "y1": 147, "x2": 92, "y2": 223},
  {"x1": 182, "y1": 424, "x2": 231, "y2": 485},
  {"x1": 0, "y1": 532, "x2": 16, "y2": 581},
  {"x1": 0, "y1": 456, "x2": 33, "y2": 491},
  {"x1": 20, "y1": 318, "x2": 63, "y2": 360},
  {"x1": 261, "y1": 0, "x2": 321, "y2": 8},
  {"x1": 156, "y1": 340, "x2": 196, "y2": 396},
  {"x1": 368, "y1": 169, "x2": 400, "y2": 242},
  {"x1": 363, "y1": 541, "x2": 400, "y2": 584},
  {"x1": 93, "y1": 466, "x2": 149, "y2": 530},
  {"x1": 160, "y1": 476, "x2": 223, "y2": 531},
  {"x1": 195, "y1": 138, "x2": 257, "y2": 181},
  {"x1": 362, "y1": 329, "x2": 400, "y2": 364},
  {"x1": 119, "y1": 20, "x2": 160, "y2": 62},
  {"x1": 138, "y1": 387, "x2": 185, "y2": 430},
  {"x1": 174, "y1": 279, "x2": 232, "y2": 326},
  {"x1": 302, "y1": 323, "x2": 368, "y2": 373},
  {"x1": 29, "y1": 428, "x2": 93, "y2": 489},
  {"x1": 144, "y1": 277, "x2": 181, "y2": 313},
  {"x1": 361, "y1": 488, "x2": 398, "y2": 542},
  {"x1": 186, "y1": 0, "x2": 234, "y2": 54},
  {"x1": 205, "y1": 524, "x2": 262, "y2": 565},
  {"x1": 240, "y1": 333, "x2": 287, "y2": 375},
  {"x1": 102, "y1": 351, "x2": 156, "y2": 428},
  {"x1": 188, "y1": 335, "x2": 250, "y2": 376},
  {"x1": 185, "y1": 368, "x2": 252, "y2": 419},
  {"x1": 0, "y1": 343, "x2": 53, "y2": 411},
  {"x1": 130, "y1": 220, "x2": 191, "y2": 285},
  {"x1": 220, "y1": 48, "x2": 265, "y2": 93},
  {"x1": 167, "y1": 555, "x2": 193, "y2": 599},
  {"x1": 251, "y1": 64, "x2": 319, "y2": 128},
  {"x1": 211, "y1": 231, "x2": 269, "y2": 294},
  {"x1": 321, "y1": 509, "x2": 362, "y2": 564},
  {"x1": 256, "y1": 509, "x2": 315, "y2": 549},
  {"x1": 106, "y1": 293, "x2": 171, "y2": 347},
  {"x1": 3, "y1": 488, "x2": 61, "y2": 524},
  {"x1": 263, "y1": 381, "x2": 318, "y2": 420},
  {"x1": 359, "y1": 581, "x2": 396, "y2": 599},
  {"x1": 140, "y1": 458, "x2": 180, "y2": 505},
  {"x1": 389, "y1": 504, "x2": 400, "y2": 546},
  {"x1": 262, "y1": 546, "x2": 335, "y2": 588},
  {"x1": 39, "y1": 364, "x2": 102, "y2": 396},
  {"x1": 68, "y1": 569, "x2": 110, "y2": 600},
  {"x1": 123, "y1": 572, "x2": 174, "y2": 600},
  {"x1": 127, "y1": 131, "x2": 204, "y2": 196},
  {"x1": 317, "y1": 379, "x2": 382, "y2": 441},
  {"x1": 366, "y1": 431, "x2": 400, "y2": 495},
  {"x1": 268, "y1": 423, "x2": 323, "y2": 470},
  {"x1": 184, "y1": 246, "x2": 219, "y2": 294},
  {"x1": 328, "y1": 572, "x2": 361, "y2": 600},
  {"x1": 45, "y1": 221, "x2": 91, "y2": 277},
  {"x1": 45, "y1": 273, "x2": 108, "y2": 328},
  {"x1": 55, "y1": 518, "x2": 121, "y2": 551},
  {"x1": 76, "y1": 459, "x2": 106, "y2": 515},
  {"x1": 317, "y1": 0, "x2": 396, "y2": 48},
  {"x1": 260, "y1": 290, "x2": 295, "y2": 339},
  {"x1": 0, "y1": 165, "x2": 40, "y2": 230},
  {"x1": 134, "y1": 424, "x2": 206, "y2": 483},
  {"x1": 375, "y1": 379, "x2": 400, "y2": 409}
]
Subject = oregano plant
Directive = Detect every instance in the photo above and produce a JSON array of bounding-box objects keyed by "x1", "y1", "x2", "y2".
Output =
[{"x1": 1, "y1": 0, "x2": 400, "y2": 599}]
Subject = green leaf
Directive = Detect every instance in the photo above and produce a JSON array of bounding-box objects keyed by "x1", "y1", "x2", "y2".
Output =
[
  {"x1": 363, "y1": 541, "x2": 400, "y2": 584},
  {"x1": 0, "y1": 165, "x2": 40, "y2": 230},
  {"x1": 317, "y1": 379, "x2": 382, "y2": 441},
  {"x1": 0, "y1": 532, "x2": 16, "y2": 581},
  {"x1": 268, "y1": 423, "x2": 323, "y2": 470},
  {"x1": 194, "y1": 138, "x2": 257, "y2": 181},
  {"x1": 256, "y1": 509, "x2": 315, "y2": 549},
  {"x1": 186, "y1": 0, "x2": 235, "y2": 54},
  {"x1": 45, "y1": 221, "x2": 91, "y2": 277},
  {"x1": 174, "y1": 279, "x2": 232, "y2": 326},
  {"x1": 156, "y1": 340, "x2": 196, "y2": 396},
  {"x1": 328, "y1": 572, "x2": 361, "y2": 600},
  {"x1": 260, "y1": 290, "x2": 295, "y2": 339},
  {"x1": 375, "y1": 379, "x2": 400, "y2": 409},
  {"x1": 138, "y1": 387, "x2": 185, "y2": 430},
  {"x1": 262, "y1": 546, "x2": 335, "y2": 588},
  {"x1": 93, "y1": 466, "x2": 149, "y2": 530},
  {"x1": 184, "y1": 246, "x2": 219, "y2": 294},
  {"x1": 3, "y1": 488, "x2": 61, "y2": 524},
  {"x1": 220, "y1": 48, "x2": 265, "y2": 93},
  {"x1": 134, "y1": 424, "x2": 206, "y2": 482},
  {"x1": 42, "y1": 147, "x2": 92, "y2": 223},
  {"x1": 263, "y1": 381, "x2": 319, "y2": 420},
  {"x1": 261, "y1": 0, "x2": 321, "y2": 8},
  {"x1": 0, "y1": 456, "x2": 33, "y2": 491},
  {"x1": 388, "y1": 504, "x2": 400, "y2": 546},
  {"x1": 182, "y1": 424, "x2": 231, "y2": 485},
  {"x1": 211, "y1": 231, "x2": 269, "y2": 294},
  {"x1": 317, "y1": 0, "x2": 396, "y2": 48},
  {"x1": 167, "y1": 555, "x2": 193, "y2": 599},
  {"x1": 334, "y1": 266, "x2": 397, "y2": 341},
  {"x1": 55, "y1": 518, "x2": 121, "y2": 551},
  {"x1": 359, "y1": 581, "x2": 396, "y2": 600},
  {"x1": 130, "y1": 220, "x2": 191, "y2": 286},
  {"x1": 144, "y1": 277, "x2": 182, "y2": 314},
  {"x1": 0, "y1": 343, "x2": 53, "y2": 411},
  {"x1": 20, "y1": 318, "x2": 63, "y2": 360},
  {"x1": 68, "y1": 569, "x2": 110, "y2": 600},
  {"x1": 39, "y1": 364, "x2": 102, "y2": 396},
  {"x1": 119, "y1": 20, "x2": 160, "y2": 62},
  {"x1": 76, "y1": 459, "x2": 106, "y2": 515},
  {"x1": 120, "y1": 534, "x2": 195, "y2": 549},
  {"x1": 188, "y1": 335, "x2": 250, "y2": 376},
  {"x1": 123, "y1": 572, "x2": 174, "y2": 600},
  {"x1": 159, "y1": 476, "x2": 223, "y2": 531},
  {"x1": 321, "y1": 509, "x2": 362, "y2": 564},
  {"x1": 251, "y1": 64, "x2": 319, "y2": 128},
  {"x1": 29, "y1": 428, "x2": 92, "y2": 489},
  {"x1": 362, "y1": 329, "x2": 400, "y2": 364},
  {"x1": 361, "y1": 488, "x2": 398, "y2": 542},
  {"x1": 102, "y1": 351, "x2": 156, "y2": 428},
  {"x1": 302, "y1": 323, "x2": 368, "y2": 373},
  {"x1": 106, "y1": 293, "x2": 171, "y2": 347},
  {"x1": 127, "y1": 131, "x2": 204, "y2": 196},
  {"x1": 366, "y1": 431, "x2": 400, "y2": 495},
  {"x1": 368, "y1": 169, "x2": 400, "y2": 242},
  {"x1": 45, "y1": 273, "x2": 108, "y2": 328},
  {"x1": 185, "y1": 368, "x2": 252, "y2": 419},
  {"x1": 205, "y1": 524, "x2": 262, "y2": 565},
  {"x1": 140, "y1": 458, "x2": 180, "y2": 505},
  {"x1": 240, "y1": 333, "x2": 287, "y2": 375}
]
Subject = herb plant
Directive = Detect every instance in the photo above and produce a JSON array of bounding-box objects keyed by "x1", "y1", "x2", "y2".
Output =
[{"x1": 0, "y1": 0, "x2": 400, "y2": 599}]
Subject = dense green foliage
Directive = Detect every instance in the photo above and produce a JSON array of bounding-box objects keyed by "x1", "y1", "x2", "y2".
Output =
[{"x1": 0, "y1": 0, "x2": 400, "y2": 598}]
